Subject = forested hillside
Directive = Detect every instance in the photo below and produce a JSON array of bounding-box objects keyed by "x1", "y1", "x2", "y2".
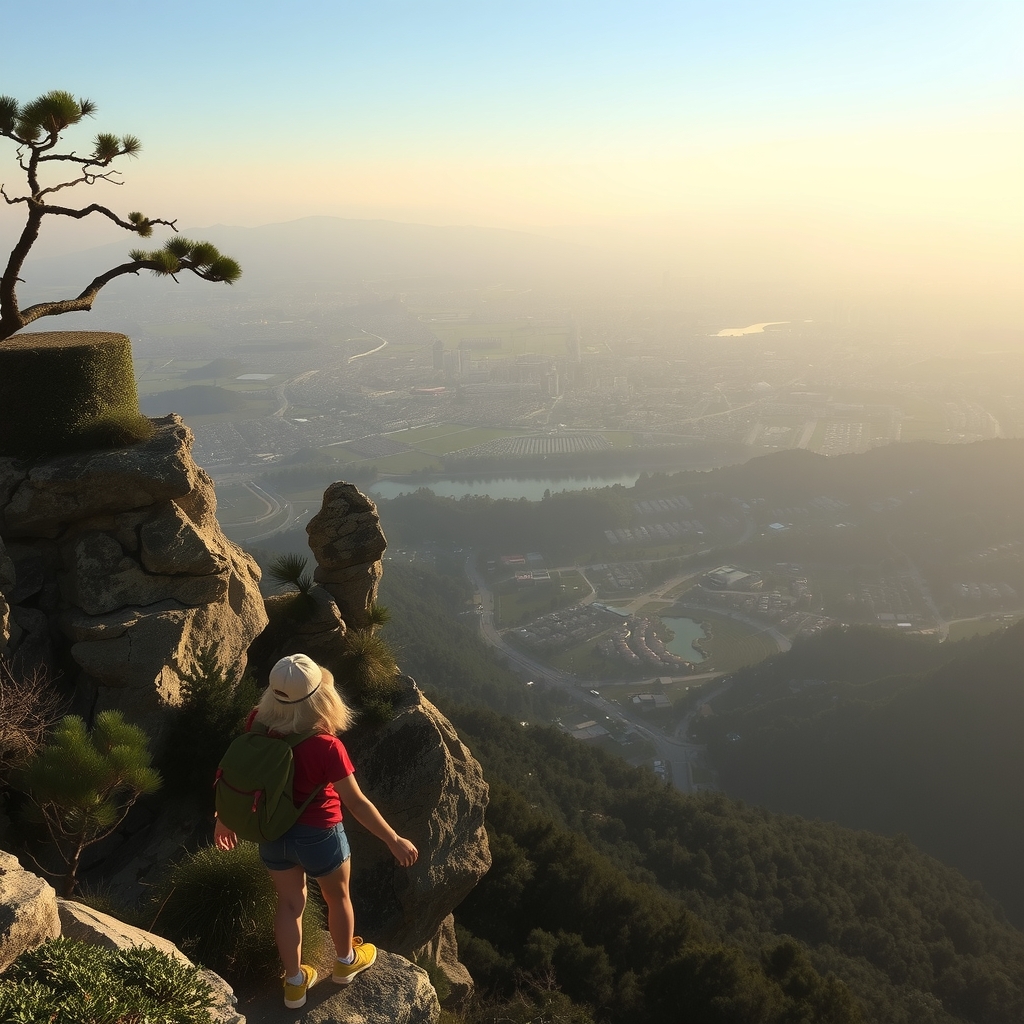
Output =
[
  {"x1": 700, "y1": 623, "x2": 1024, "y2": 927},
  {"x1": 452, "y1": 711, "x2": 1024, "y2": 1024},
  {"x1": 375, "y1": 438, "x2": 1024, "y2": 566},
  {"x1": 376, "y1": 564, "x2": 1024, "y2": 1024}
]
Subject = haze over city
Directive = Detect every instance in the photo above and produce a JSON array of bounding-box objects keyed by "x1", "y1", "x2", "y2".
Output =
[
  {"x1": 4, "y1": 0, "x2": 1021, "y2": 335},
  {"x1": 5, "y1": 5, "x2": 1024, "y2": 1022}
]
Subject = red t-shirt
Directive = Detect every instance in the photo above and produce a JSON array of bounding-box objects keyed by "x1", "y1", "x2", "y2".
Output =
[{"x1": 244, "y1": 710, "x2": 355, "y2": 828}]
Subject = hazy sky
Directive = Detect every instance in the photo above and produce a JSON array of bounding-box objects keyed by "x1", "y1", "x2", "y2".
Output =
[{"x1": 2, "y1": 1, "x2": 1021, "y2": 325}]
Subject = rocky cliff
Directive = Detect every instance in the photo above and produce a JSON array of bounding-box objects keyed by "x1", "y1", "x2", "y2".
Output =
[
  {"x1": 0, "y1": 417, "x2": 489, "y2": 1022},
  {"x1": 0, "y1": 414, "x2": 267, "y2": 734}
]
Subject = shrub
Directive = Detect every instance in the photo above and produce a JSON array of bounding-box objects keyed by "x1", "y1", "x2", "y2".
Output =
[
  {"x1": 0, "y1": 662, "x2": 66, "y2": 785},
  {"x1": 0, "y1": 332, "x2": 149, "y2": 459},
  {"x1": 334, "y1": 628, "x2": 402, "y2": 725},
  {"x1": 150, "y1": 841, "x2": 324, "y2": 980},
  {"x1": 0, "y1": 937, "x2": 214, "y2": 1024}
]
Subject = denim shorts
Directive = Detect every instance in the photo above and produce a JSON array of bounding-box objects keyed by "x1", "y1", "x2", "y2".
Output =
[{"x1": 259, "y1": 821, "x2": 351, "y2": 877}]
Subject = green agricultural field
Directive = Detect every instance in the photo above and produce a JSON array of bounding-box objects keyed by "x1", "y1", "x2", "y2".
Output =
[
  {"x1": 602, "y1": 431, "x2": 637, "y2": 448},
  {"x1": 393, "y1": 424, "x2": 463, "y2": 444},
  {"x1": 369, "y1": 451, "x2": 445, "y2": 474},
  {"x1": 183, "y1": 399, "x2": 280, "y2": 423},
  {"x1": 556, "y1": 570, "x2": 590, "y2": 598},
  {"x1": 547, "y1": 631, "x2": 646, "y2": 680},
  {"x1": 494, "y1": 571, "x2": 591, "y2": 628},
  {"x1": 400, "y1": 425, "x2": 518, "y2": 455}
]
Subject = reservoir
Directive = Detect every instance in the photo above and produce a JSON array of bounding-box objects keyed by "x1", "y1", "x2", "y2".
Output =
[
  {"x1": 660, "y1": 616, "x2": 707, "y2": 663},
  {"x1": 368, "y1": 473, "x2": 642, "y2": 501}
]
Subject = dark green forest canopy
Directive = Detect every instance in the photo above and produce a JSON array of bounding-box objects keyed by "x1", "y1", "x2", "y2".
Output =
[
  {"x1": 450, "y1": 708, "x2": 1024, "y2": 1024},
  {"x1": 702, "y1": 622, "x2": 1024, "y2": 928}
]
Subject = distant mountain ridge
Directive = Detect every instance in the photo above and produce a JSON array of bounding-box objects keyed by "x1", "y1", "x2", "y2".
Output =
[{"x1": 21, "y1": 215, "x2": 609, "y2": 297}]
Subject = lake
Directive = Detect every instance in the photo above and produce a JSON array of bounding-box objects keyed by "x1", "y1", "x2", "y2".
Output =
[
  {"x1": 368, "y1": 473, "x2": 642, "y2": 501},
  {"x1": 660, "y1": 616, "x2": 707, "y2": 663}
]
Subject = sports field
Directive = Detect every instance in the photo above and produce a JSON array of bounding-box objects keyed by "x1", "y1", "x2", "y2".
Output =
[
  {"x1": 494, "y1": 571, "x2": 582, "y2": 627},
  {"x1": 391, "y1": 424, "x2": 519, "y2": 454},
  {"x1": 668, "y1": 607, "x2": 782, "y2": 671}
]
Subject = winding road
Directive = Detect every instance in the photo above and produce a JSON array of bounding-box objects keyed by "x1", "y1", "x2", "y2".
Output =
[{"x1": 463, "y1": 554, "x2": 741, "y2": 792}]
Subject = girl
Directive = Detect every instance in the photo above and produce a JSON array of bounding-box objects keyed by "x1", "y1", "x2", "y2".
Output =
[{"x1": 214, "y1": 653, "x2": 418, "y2": 1009}]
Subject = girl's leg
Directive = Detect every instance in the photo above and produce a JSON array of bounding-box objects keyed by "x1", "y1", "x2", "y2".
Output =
[
  {"x1": 315, "y1": 859, "x2": 355, "y2": 961},
  {"x1": 268, "y1": 866, "x2": 307, "y2": 977}
]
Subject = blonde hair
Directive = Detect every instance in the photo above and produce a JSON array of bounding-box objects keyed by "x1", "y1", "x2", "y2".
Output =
[{"x1": 253, "y1": 665, "x2": 355, "y2": 736}]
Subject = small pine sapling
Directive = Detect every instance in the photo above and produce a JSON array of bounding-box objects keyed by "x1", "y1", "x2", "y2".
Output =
[{"x1": 19, "y1": 710, "x2": 162, "y2": 895}]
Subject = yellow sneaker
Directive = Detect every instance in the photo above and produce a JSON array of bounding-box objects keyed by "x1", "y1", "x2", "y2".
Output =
[
  {"x1": 332, "y1": 937, "x2": 377, "y2": 984},
  {"x1": 283, "y1": 965, "x2": 317, "y2": 1008}
]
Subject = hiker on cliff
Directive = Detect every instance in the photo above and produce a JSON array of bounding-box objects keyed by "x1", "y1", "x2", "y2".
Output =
[{"x1": 213, "y1": 653, "x2": 419, "y2": 1009}]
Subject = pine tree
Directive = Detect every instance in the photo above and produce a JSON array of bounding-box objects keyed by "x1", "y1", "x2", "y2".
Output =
[
  {"x1": 0, "y1": 90, "x2": 240, "y2": 341},
  {"x1": 20, "y1": 711, "x2": 162, "y2": 896}
]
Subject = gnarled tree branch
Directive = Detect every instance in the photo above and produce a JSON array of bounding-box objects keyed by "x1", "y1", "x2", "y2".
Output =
[{"x1": 0, "y1": 89, "x2": 239, "y2": 342}]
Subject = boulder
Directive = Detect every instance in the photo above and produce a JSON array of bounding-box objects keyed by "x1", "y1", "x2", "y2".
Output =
[
  {"x1": 0, "y1": 850, "x2": 60, "y2": 974},
  {"x1": 412, "y1": 914, "x2": 474, "y2": 1004},
  {"x1": 250, "y1": 587, "x2": 347, "y2": 681},
  {"x1": 59, "y1": 530, "x2": 228, "y2": 614},
  {"x1": 303, "y1": 951, "x2": 439, "y2": 1024},
  {"x1": 56, "y1": 899, "x2": 244, "y2": 1024},
  {"x1": 307, "y1": 483, "x2": 387, "y2": 630},
  {"x1": 343, "y1": 680, "x2": 491, "y2": 959}
]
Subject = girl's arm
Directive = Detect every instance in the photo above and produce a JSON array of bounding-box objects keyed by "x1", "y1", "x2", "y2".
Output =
[{"x1": 335, "y1": 774, "x2": 419, "y2": 867}]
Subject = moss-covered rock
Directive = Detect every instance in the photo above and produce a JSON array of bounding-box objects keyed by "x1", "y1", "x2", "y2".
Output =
[{"x1": 0, "y1": 331, "x2": 152, "y2": 459}]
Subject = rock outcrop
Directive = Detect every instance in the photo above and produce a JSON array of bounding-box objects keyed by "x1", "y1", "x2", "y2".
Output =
[
  {"x1": 343, "y1": 679, "x2": 491, "y2": 965},
  {"x1": 0, "y1": 850, "x2": 60, "y2": 973},
  {"x1": 306, "y1": 484, "x2": 387, "y2": 631},
  {"x1": 302, "y1": 951, "x2": 439, "y2": 1024},
  {"x1": 0, "y1": 415, "x2": 267, "y2": 735}
]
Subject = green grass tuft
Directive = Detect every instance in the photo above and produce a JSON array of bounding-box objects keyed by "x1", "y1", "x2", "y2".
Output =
[{"x1": 150, "y1": 842, "x2": 324, "y2": 981}]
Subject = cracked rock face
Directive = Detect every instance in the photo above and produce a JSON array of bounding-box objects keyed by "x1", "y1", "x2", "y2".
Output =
[
  {"x1": 0, "y1": 415, "x2": 267, "y2": 737},
  {"x1": 343, "y1": 680, "x2": 491, "y2": 958},
  {"x1": 306, "y1": 482, "x2": 387, "y2": 631}
]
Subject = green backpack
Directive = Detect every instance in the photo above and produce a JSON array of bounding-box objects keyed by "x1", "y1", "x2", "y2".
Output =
[{"x1": 214, "y1": 723, "x2": 325, "y2": 842}]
